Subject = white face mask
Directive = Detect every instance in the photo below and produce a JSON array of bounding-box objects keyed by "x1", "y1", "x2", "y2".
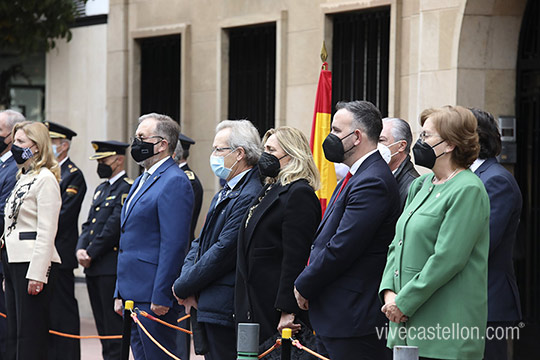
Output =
[
  {"x1": 377, "y1": 143, "x2": 392, "y2": 164},
  {"x1": 386, "y1": 140, "x2": 402, "y2": 157}
]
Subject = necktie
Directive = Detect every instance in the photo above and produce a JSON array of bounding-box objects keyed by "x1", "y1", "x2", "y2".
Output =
[
  {"x1": 333, "y1": 172, "x2": 352, "y2": 204},
  {"x1": 216, "y1": 184, "x2": 230, "y2": 207},
  {"x1": 141, "y1": 171, "x2": 150, "y2": 184}
]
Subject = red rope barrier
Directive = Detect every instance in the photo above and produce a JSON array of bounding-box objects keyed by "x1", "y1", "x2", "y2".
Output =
[
  {"x1": 131, "y1": 312, "x2": 182, "y2": 360},
  {"x1": 137, "y1": 310, "x2": 192, "y2": 335},
  {"x1": 258, "y1": 338, "x2": 282, "y2": 359}
]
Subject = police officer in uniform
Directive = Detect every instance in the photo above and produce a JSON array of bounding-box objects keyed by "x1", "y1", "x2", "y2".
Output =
[
  {"x1": 77, "y1": 141, "x2": 132, "y2": 360},
  {"x1": 173, "y1": 133, "x2": 204, "y2": 359},
  {"x1": 46, "y1": 121, "x2": 87, "y2": 360},
  {"x1": 174, "y1": 133, "x2": 203, "y2": 243}
]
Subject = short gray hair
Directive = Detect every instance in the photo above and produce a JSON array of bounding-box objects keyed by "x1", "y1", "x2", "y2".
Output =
[
  {"x1": 335, "y1": 101, "x2": 382, "y2": 143},
  {"x1": 0, "y1": 109, "x2": 25, "y2": 130},
  {"x1": 216, "y1": 120, "x2": 261, "y2": 166},
  {"x1": 383, "y1": 117, "x2": 413, "y2": 153},
  {"x1": 173, "y1": 140, "x2": 184, "y2": 162},
  {"x1": 138, "y1": 113, "x2": 180, "y2": 155}
]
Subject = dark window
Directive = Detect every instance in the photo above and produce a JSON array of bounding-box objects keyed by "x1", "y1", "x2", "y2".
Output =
[
  {"x1": 139, "y1": 35, "x2": 181, "y2": 122},
  {"x1": 228, "y1": 23, "x2": 276, "y2": 133},
  {"x1": 332, "y1": 7, "x2": 390, "y2": 116}
]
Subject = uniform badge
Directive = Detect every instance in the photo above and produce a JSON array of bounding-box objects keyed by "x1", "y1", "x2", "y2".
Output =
[
  {"x1": 121, "y1": 193, "x2": 128, "y2": 206},
  {"x1": 184, "y1": 170, "x2": 195, "y2": 180},
  {"x1": 66, "y1": 185, "x2": 79, "y2": 196}
]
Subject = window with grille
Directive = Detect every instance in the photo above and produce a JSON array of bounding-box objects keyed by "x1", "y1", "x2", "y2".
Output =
[
  {"x1": 139, "y1": 35, "x2": 181, "y2": 122},
  {"x1": 331, "y1": 7, "x2": 390, "y2": 117},
  {"x1": 228, "y1": 23, "x2": 276, "y2": 134}
]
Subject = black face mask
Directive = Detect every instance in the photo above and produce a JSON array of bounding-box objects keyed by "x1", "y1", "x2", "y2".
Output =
[
  {"x1": 11, "y1": 144, "x2": 34, "y2": 165},
  {"x1": 0, "y1": 133, "x2": 10, "y2": 154},
  {"x1": 258, "y1": 152, "x2": 288, "y2": 178},
  {"x1": 130, "y1": 138, "x2": 156, "y2": 162},
  {"x1": 412, "y1": 139, "x2": 445, "y2": 169},
  {"x1": 97, "y1": 163, "x2": 113, "y2": 179},
  {"x1": 322, "y1": 132, "x2": 356, "y2": 163}
]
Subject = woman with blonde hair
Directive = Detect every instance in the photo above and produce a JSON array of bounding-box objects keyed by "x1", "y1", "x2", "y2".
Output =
[
  {"x1": 379, "y1": 106, "x2": 490, "y2": 359},
  {"x1": 235, "y1": 126, "x2": 321, "y2": 354},
  {"x1": 2, "y1": 121, "x2": 62, "y2": 359}
]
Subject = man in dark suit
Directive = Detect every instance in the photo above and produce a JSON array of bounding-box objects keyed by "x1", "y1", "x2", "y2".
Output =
[
  {"x1": 0, "y1": 109, "x2": 25, "y2": 356},
  {"x1": 294, "y1": 101, "x2": 400, "y2": 360},
  {"x1": 114, "y1": 113, "x2": 194, "y2": 360},
  {"x1": 379, "y1": 117, "x2": 419, "y2": 210},
  {"x1": 46, "y1": 121, "x2": 87, "y2": 360},
  {"x1": 174, "y1": 133, "x2": 203, "y2": 244},
  {"x1": 470, "y1": 108, "x2": 522, "y2": 360},
  {"x1": 173, "y1": 120, "x2": 262, "y2": 360},
  {"x1": 76, "y1": 140, "x2": 132, "y2": 360},
  {"x1": 173, "y1": 133, "x2": 204, "y2": 360}
]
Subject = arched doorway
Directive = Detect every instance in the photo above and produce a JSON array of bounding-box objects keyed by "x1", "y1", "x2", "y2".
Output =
[{"x1": 515, "y1": 0, "x2": 540, "y2": 356}]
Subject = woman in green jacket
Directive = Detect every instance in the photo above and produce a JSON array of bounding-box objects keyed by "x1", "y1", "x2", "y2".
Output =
[{"x1": 379, "y1": 105, "x2": 490, "y2": 359}]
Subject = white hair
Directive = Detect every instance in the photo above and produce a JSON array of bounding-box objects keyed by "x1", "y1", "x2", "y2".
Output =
[{"x1": 216, "y1": 120, "x2": 262, "y2": 166}]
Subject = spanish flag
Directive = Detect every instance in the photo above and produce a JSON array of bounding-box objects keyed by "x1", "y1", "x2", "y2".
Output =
[{"x1": 310, "y1": 62, "x2": 337, "y2": 215}]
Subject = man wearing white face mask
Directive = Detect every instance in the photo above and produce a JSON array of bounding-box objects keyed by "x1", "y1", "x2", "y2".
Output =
[
  {"x1": 379, "y1": 117, "x2": 419, "y2": 210},
  {"x1": 173, "y1": 120, "x2": 262, "y2": 359}
]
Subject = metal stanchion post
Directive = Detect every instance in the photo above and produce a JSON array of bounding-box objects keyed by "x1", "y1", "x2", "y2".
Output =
[
  {"x1": 237, "y1": 323, "x2": 259, "y2": 360},
  {"x1": 393, "y1": 345, "x2": 419, "y2": 360},
  {"x1": 121, "y1": 300, "x2": 134, "y2": 360},
  {"x1": 280, "y1": 328, "x2": 291, "y2": 360}
]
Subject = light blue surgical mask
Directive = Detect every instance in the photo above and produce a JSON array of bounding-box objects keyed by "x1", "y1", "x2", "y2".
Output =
[
  {"x1": 210, "y1": 149, "x2": 238, "y2": 180},
  {"x1": 52, "y1": 144, "x2": 61, "y2": 158}
]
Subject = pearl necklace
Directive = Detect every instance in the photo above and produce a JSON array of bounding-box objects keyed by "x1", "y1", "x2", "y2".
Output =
[{"x1": 432, "y1": 168, "x2": 460, "y2": 184}]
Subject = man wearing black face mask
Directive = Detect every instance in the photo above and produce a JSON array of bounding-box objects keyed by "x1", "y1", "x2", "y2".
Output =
[
  {"x1": 76, "y1": 140, "x2": 132, "y2": 360},
  {"x1": 294, "y1": 101, "x2": 400, "y2": 360},
  {"x1": 0, "y1": 109, "x2": 25, "y2": 357}
]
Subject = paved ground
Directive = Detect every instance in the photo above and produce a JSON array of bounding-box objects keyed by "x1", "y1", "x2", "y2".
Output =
[{"x1": 80, "y1": 317, "x2": 204, "y2": 360}]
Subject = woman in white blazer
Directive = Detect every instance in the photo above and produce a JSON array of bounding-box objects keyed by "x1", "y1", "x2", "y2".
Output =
[{"x1": 1, "y1": 121, "x2": 61, "y2": 359}]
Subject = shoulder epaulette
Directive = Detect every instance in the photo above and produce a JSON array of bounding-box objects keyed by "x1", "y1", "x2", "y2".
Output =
[
  {"x1": 124, "y1": 177, "x2": 134, "y2": 185},
  {"x1": 184, "y1": 170, "x2": 195, "y2": 181}
]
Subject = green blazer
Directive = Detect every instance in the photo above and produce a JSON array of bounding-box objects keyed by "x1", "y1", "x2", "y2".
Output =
[{"x1": 379, "y1": 170, "x2": 490, "y2": 359}]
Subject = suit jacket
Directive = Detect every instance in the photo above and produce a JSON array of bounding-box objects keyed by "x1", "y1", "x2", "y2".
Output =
[
  {"x1": 3, "y1": 168, "x2": 61, "y2": 283},
  {"x1": 0, "y1": 154, "x2": 18, "y2": 239},
  {"x1": 180, "y1": 163, "x2": 203, "y2": 244},
  {"x1": 295, "y1": 151, "x2": 400, "y2": 338},
  {"x1": 379, "y1": 171, "x2": 489, "y2": 359},
  {"x1": 393, "y1": 155, "x2": 419, "y2": 210},
  {"x1": 235, "y1": 179, "x2": 321, "y2": 343},
  {"x1": 56, "y1": 158, "x2": 87, "y2": 269},
  {"x1": 475, "y1": 157, "x2": 522, "y2": 322},
  {"x1": 115, "y1": 157, "x2": 194, "y2": 307},
  {"x1": 174, "y1": 166, "x2": 262, "y2": 327},
  {"x1": 76, "y1": 174, "x2": 133, "y2": 276}
]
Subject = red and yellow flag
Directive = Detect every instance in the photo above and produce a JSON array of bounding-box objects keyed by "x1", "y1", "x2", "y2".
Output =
[{"x1": 310, "y1": 62, "x2": 337, "y2": 214}]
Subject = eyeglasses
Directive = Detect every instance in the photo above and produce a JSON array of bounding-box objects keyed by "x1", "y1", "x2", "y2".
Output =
[
  {"x1": 130, "y1": 135, "x2": 164, "y2": 143},
  {"x1": 419, "y1": 131, "x2": 441, "y2": 144},
  {"x1": 211, "y1": 146, "x2": 233, "y2": 154}
]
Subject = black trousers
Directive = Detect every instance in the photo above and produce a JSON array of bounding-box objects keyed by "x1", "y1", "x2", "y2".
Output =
[
  {"x1": 2, "y1": 249, "x2": 55, "y2": 360},
  {"x1": 86, "y1": 275, "x2": 123, "y2": 360},
  {"x1": 202, "y1": 322, "x2": 236, "y2": 360},
  {"x1": 484, "y1": 321, "x2": 513, "y2": 360},
  {"x1": 0, "y1": 265, "x2": 6, "y2": 358},
  {"x1": 48, "y1": 268, "x2": 80, "y2": 360},
  {"x1": 317, "y1": 333, "x2": 391, "y2": 360}
]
